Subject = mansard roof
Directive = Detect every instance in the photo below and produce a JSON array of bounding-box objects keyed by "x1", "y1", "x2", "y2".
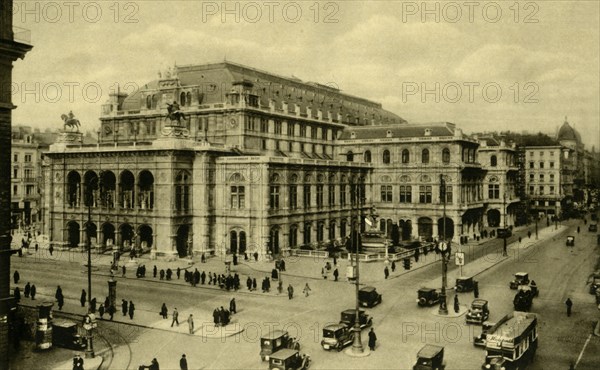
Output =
[{"x1": 338, "y1": 122, "x2": 459, "y2": 140}]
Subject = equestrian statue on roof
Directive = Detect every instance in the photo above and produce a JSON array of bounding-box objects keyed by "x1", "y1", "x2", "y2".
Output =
[
  {"x1": 166, "y1": 101, "x2": 186, "y2": 125},
  {"x1": 61, "y1": 111, "x2": 81, "y2": 132}
]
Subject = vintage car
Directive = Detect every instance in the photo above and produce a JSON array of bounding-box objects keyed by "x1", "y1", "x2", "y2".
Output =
[
  {"x1": 589, "y1": 223, "x2": 598, "y2": 232},
  {"x1": 456, "y1": 276, "x2": 477, "y2": 293},
  {"x1": 513, "y1": 286, "x2": 534, "y2": 311},
  {"x1": 566, "y1": 236, "x2": 575, "y2": 247},
  {"x1": 321, "y1": 324, "x2": 354, "y2": 351},
  {"x1": 417, "y1": 288, "x2": 440, "y2": 307},
  {"x1": 413, "y1": 344, "x2": 446, "y2": 370},
  {"x1": 496, "y1": 228, "x2": 512, "y2": 238},
  {"x1": 269, "y1": 349, "x2": 311, "y2": 370},
  {"x1": 358, "y1": 286, "x2": 382, "y2": 308},
  {"x1": 52, "y1": 319, "x2": 87, "y2": 350},
  {"x1": 339, "y1": 309, "x2": 373, "y2": 329},
  {"x1": 260, "y1": 330, "x2": 300, "y2": 361},
  {"x1": 466, "y1": 299, "x2": 490, "y2": 325},
  {"x1": 509, "y1": 272, "x2": 530, "y2": 289},
  {"x1": 473, "y1": 321, "x2": 496, "y2": 348},
  {"x1": 589, "y1": 273, "x2": 600, "y2": 295}
]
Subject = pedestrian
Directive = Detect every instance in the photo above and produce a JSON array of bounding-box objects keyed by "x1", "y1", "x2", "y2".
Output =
[
  {"x1": 14, "y1": 287, "x2": 21, "y2": 302},
  {"x1": 153, "y1": 265, "x2": 157, "y2": 278},
  {"x1": 503, "y1": 242, "x2": 508, "y2": 257},
  {"x1": 322, "y1": 267, "x2": 327, "y2": 279},
  {"x1": 288, "y1": 284, "x2": 294, "y2": 299},
  {"x1": 30, "y1": 284, "x2": 36, "y2": 300},
  {"x1": 80, "y1": 289, "x2": 86, "y2": 307},
  {"x1": 98, "y1": 304, "x2": 105, "y2": 319},
  {"x1": 391, "y1": 260, "x2": 396, "y2": 272},
  {"x1": 201, "y1": 253, "x2": 206, "y2": 263},
  {"x1": 128, "y1": 300, "x2": 135, "y2": 319},
  {"x1": 333, "y1": 268, "x2": 339, "y2": 281},
  {"x1": 13, "y1": 270, "x2": 19, "y2": 284},
  {"x1": 333, "y1": 256, "x2": 337, "y2": 266},
  {"x1": 160, "y1": 303, "x2": 168, "y2": 319},
  {"x1": 149, "y1": 358, "x2": 159, "y2": 370},
  {"x1": 159, "y1": 269, "x2": 165, "y2": 280},
  {"x1": 473, "y1": 281, "x2": 479, "y2": 299},
  {"x1": 252, "y1": 278, "x2": 257, "y2": 291},
  {"x1": 171, "y1": 307, "x2": 179, "y2": 327},
  {"x1": 122, "y1": 299, "x2": 128, "y2": 316},
  {"x1": 254, "y1": 252, "x2": 259, "y2": 261},
  {"x1": 518, "y1": 236, "x2": 522, "y2": 244},
  {"x1": 49, "y1": 245, "x2": 54, "y2": 256},
  {"x1": 24, "y1": 282, "x2": 30, "y2": 298},
  {"x1": 303, "y1": 283, "x2": 311, "y2": 297},
  {"x1": 384, "y1": 266, "x2": 389, "y2": 279},
  {"x1": 177, "y1": 267, "x2": 181, "y2": 280},
  {"x1": 213, "y1": 308, "x2": 220, "y2": 326},
  {"x1": 187, "y1": 314, "x2": 194, "y2": 334},
  {"x1": 55, "y1": 285, "x2": 63, "y2": 300},
  {"x1": 247, "y1": 276, "x2": 252, "y2": 291},
  {"x1": 122, "y1": 265, "x2": 126, "y2": 277},
  {"x1": 90, "y1": 297, "x2": 97, "y2": 313},
  {"x1": 527, "y1": 230, "x2": 532, "y2": 239},
  {"x1": 230, "y1": 298, "x2": 236, "y2": 314},
  {"x1": 454, "y1": 295, "x2": 459, "y2": 313},
  {"x1": 565, "y1": 298, "x2": 573, "y2": 317},
  {"x1": 35, "y1": 243, "x2": 38, "y2": 252},
  {"x1": 166, "y1": 268, "x2": 172, "y2": 280},
  {"x1": 179, "y1": 354, "x2": 188, "y2": 370},
  {"x1": 368, "y1": 328, "x2": 377, "y2": 351},
  {"x1": 577, "y1": 226, "x2": 580, "y2": 233},
  {"x1": 72, "y1": 354, "x2": 84, "y2": 370}
]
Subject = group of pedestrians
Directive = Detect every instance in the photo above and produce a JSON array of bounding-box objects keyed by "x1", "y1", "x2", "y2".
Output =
[
  {"x1": 212, "y1": 305, "x2": 232, "y2": 327},
  {"x1": 135, "y1": 265, "x2": 148, "y2": 278}
]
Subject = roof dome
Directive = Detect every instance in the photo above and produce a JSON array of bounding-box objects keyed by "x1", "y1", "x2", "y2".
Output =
[{"x1": 557, "y1": 118, "x2": 581, "y2": 143}]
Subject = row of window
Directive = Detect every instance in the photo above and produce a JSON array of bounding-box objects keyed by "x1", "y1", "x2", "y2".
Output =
[
  {"x1": 349, "y1": 148, "x2": 451, "y2": 164},
  {"x1": 529, "y1": 185, "x2": 557, "y2": 195},
  {"x1": 12, "y1": 184, "x2": 36, "y2": 196},
  {"x1": 528, "y1": 161, "x2": 556, "y2": 169},
  {"x1": 13, "y1": 153, "x2": 33, "y2": 162},
  {"x1": 12, "y1": 168, "x2": 35, "y2": 179},
  {"x1": 528, "y1": 173, "x2": 556, "y2": 182},
  {"x1": 529, "y1": 151, "x2": 555, "y2": 157},
  {"x1": 245, "y1": 116, "x2": 336, "y2": 141},
  {"x1": 268, "y1": 220, "x2": 352, "y2": 251},
  {"x1": 380, "y1": 185, "x2": 453, "y2": 204}
]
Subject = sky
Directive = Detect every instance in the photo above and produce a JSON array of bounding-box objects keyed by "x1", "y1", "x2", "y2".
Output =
[{"x1": 10, "y1": 0, "x2": 600, "y2": 150}]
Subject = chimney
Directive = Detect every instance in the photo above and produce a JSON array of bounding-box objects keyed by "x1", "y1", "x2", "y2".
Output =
[{"x1": 454, "y1": 128, "x2": 463, "y2": 138}]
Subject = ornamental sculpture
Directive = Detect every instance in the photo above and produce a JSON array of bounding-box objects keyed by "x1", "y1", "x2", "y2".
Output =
[{"x1": 61, "y1": 111, "x2": 81, "y2": 132}]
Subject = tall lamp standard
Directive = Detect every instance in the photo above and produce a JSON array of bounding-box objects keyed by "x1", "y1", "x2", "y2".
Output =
[
  {"x1": 349, "y1": 181, "x2": 365, "y2": 355},
  {"x1": 503, "y1": 192, "x2": 508, "y2": 257},
  {"x1": 84, "y1": 174, "x2": 100, "y2": 358},
  {"x1": 438, "y1": 175, "x2": 449, "y2": 315}
]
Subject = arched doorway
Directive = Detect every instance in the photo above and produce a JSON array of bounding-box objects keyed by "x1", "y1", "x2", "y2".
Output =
[
  {"x1": 399, "y1": 219, "x2": 412, "y2": 240},
  {"x1": 239, "y1": 231, "x2": 247, "y2": 254},
  {"x1": 230, "y1": 231, "x2": 238, "y2": 254},
  {"x1": 119, "y1": 170, "x2": 135, "y2": 209},
  {"x1": 418, "y1": 217, "x2": 433, "y2": 240},
  {"x1": 487, "y1": 209, "x2": 501, "y2": 227},
  {"x1": 67, "y1": 221, "x2": 80, "y2": 248},
  {"x1": 138, "y1": 170, "x2": 155, "y2": 210},
  {"x1": 139, "y1": 225, "x2": 153, "y2": 249},
  {"x1": 119, "y1": 223, "x2": 134, "y2": 251},
  {"x1": 176, "y1": 225, "x2": 190, "y2": 257},
  {"x1": 66, "y1": 171, "x2": 81, "y2": 207},
  {"x1": 437, "y1": 217, "x2": 454, "y2": 240},
  {"x1": 269, "y1": 227, "x2": 280, "y2": 255},
  {"x1": 100, "y1": 171, "x2": 116, "y2": 208},
  {"x1": 102, "y1": 223, "x2": 115, "y2": 248}
]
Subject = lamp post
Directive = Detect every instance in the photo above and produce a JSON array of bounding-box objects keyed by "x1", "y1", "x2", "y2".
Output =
[
  {"x1": 438, "y1": 175, "x2": 449, "y2": 315},
  {"x1": 84, "y1": 175, "x2": 98, "y2": 359},
  {"x1": 503, "y1": 192, "x2": 508, "y2": 257}
]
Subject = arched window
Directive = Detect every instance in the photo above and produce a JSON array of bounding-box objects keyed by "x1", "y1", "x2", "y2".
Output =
[
  {"x1": 146, "y1": 96, "x2": 152, "y2": 109},
  {"x1": 383, "y1": 150, "x2": 391, "y2": 164},
  {"x1": 289, "y1": 225, "x2": 298, "y2": 248},
  {"x1": 402, "y1": 149, "x2": 410, "y2": 163},
  {"x1": 346, "y1": 151, "x2": 354, "y2": 162},
  {"x1": 175, "y1": 171, "x2": 190, "y2": 211},
  {"x1": 442, "y1": 148, "x2": 450, "y2": 164},
  {"x1": 304, "y1": 222, "x2": 312, "y2": 245},
  {"x1": 180, "y1": 92, "x2": 186, "y2": 106},
  {"x1": 269, "y1": 227, "x2": 280, "y2": 254},
  {"x1": 422, "y1": 149, "x2": 430, "y2": 164},
  {"x1": 186, "y1": 92, "x2": 192, "y2": 106},
  {"x1": 490, "y1": 155, "x2": 497, "y2": 167},
  {"x1": 364, "y1": 150, "x2": 371, "y2": 163},
  {"x1": 230, "y1": 231, "x2": 237, "y2": 253}
]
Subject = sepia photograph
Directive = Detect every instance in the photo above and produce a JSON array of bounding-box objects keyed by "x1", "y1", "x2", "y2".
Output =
[{"x1": 1, "y1": 1, "x2": 599, "y2": 369}]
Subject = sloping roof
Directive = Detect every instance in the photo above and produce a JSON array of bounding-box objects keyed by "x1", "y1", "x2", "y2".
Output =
[{"x1": 339, "y1": 123, "x2": 456, "y2": 140}]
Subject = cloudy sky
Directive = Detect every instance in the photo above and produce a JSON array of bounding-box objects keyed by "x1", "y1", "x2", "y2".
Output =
[{"x1": 11, "y1": 1, "x2": 600, "y2": 149}]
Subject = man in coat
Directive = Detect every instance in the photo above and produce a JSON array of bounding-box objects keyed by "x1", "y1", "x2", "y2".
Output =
[
  {"x1": 80, "y1": 289, "x2": 86, "y2": 307},
  {"x1": 230, "y1": 298, "x2": 236, "y2": 314},
  {"x1": 171, "y1": 307, "x2": 179, "y2": 327},
  {"x1": 30, "y1": 284, "x2": 36, "y2": 300},
  {"x1": 566, "y1": 298, "x2": 573, "y2": 317},
  {"x1": 368, "y1": 328, "x2": 377, "y2": 351},
  {"x1": 128, "y1": 301, "x2": 135, "y2": 319},
  {"x1": 384, "y1": 266, "x2": 389, "y2": 279},
  {"x1": 179, "y1": 354, "x2": 188, "y2": 370},
  {"x1": 454, "y1": 295, "x2": 460, "y2": 313},
  {"x1": 187, "y1": 314, "x2": 194, "y2": 334},
  {"x1": 122, "y1": 299, "x2": 128, "y2": 316},
  {"x1": 287, "y1": 284, "x2": 294, "y2": 299},
  {"x1": 13, "y1": 270, "x2": 19, "y2": 284}
]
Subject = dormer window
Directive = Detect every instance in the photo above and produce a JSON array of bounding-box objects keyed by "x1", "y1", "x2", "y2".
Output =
[
  {"x1": 350, "y1": 132, "x2": 356, "y2": 139},
  {"x1": 424, "y1": 129, "x2": 432, "y2": 136},
  {"x1": 386, "y1": 130, "x2": 392, "y2": 138}
]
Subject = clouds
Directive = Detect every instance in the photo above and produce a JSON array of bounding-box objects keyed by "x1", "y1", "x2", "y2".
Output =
[{"x1": 10, "y1": 1, "x2": 599, "y2": 148}]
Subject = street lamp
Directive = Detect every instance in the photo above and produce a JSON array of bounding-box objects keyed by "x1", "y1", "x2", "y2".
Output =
[
  {"x1": 503, "y1": 192, "x2": 508, "y2": 257},
  {"x1": 438, "y1": 175, "x2": 449, "y2": 315},
  {"x1": 84, "y1": 174, "x2": 101, "y2": 358}
]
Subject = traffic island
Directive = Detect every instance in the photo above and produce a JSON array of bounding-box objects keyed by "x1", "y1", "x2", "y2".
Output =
[
  {"x1": 431, "y1": 303, "x2": 468, "y2": 318},
  {"x1": 344, "y1": 346, "x2": 371, "y2": 357}
]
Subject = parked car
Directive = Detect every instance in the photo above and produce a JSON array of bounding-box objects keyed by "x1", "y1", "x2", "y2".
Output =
[
  {"x1": 268, "y1": 349, "x2": 311, "y2": 370},
  {"x1": 566, "y1": 236, "x2": 575, "y2": 247},
  {"x1": 589, "y1": 272, "x2": 600, "y2": 295},
  {"x1": 260, "y1": 330, "x2": 300, "y2": 361},
  {"x1": 358, "y1": 286, "x2": 382, "y2": 308},
  {"x1": 473, "y1": 321, "x2": 496, "y2": 348},
  {"x1": 466, "y1": 299, "x2": 490, "y2": 325},
  {"x1": 509, "y1": 272, "x2": 530, "y2": 289},
  {"x1": 52, "y1": 319, "x2": 87, "y2": 350},
  {"x1": 413, "y1": 344, "x2": 446, "y2": 370},
  {"x1": 589, "y1": 223, "x2": 598, "y2": 232},
  {"x1": 320, "y1": 324, "x2": 354, "y2": 351},
  {"x1": 496, "y1": 228, "x2": 512, "y2": 238},
  {"x1": 456, "y1": 276, "x2": 477, "y2": 293},
  {"x1": 339, "y1": 309, "x2": 372, "y2": 329},
  {"x1": 417, "y1": 288, "x2": 440, "y2": 307}
]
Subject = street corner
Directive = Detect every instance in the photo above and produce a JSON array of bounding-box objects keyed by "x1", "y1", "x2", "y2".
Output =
[
  {"x1": 196, "y1": 322, "x2": 245, "y2": 339},
  {"x1": 53, "y1": 354, "x2": 103, "y2": 370}
]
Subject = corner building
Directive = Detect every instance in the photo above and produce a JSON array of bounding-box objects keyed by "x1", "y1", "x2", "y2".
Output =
[{"x1": 44, "y1": 62, "x2": 404, "y2": 259}]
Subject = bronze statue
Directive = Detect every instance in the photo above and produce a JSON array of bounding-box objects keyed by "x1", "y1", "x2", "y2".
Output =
[
  {"x1": 61, "y1": 111, "x2": 81, "y2": 132},
  {"x1": 166, "y1": 101, "x2": 186, "y2": 124}
]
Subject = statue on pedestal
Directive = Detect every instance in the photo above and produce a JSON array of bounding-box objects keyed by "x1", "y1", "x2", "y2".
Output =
[{"x1": 61, "y1": 111, "x2": 80, "y2": 132}]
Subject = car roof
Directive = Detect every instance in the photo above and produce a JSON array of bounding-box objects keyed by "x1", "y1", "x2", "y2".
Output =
[
  {"x1": 262, "y1": 329, "x2": 288, "y2": 339},
  {"x1": 359, "y1": 286, "x2": 376, "y2": 292},
  {"x1": 270, "y1": 349, "x2": 298, "y2": 360},
  {"x1": 419, "y1": 287, "x2": 436, "y2": 292},
  {"x1": 324, "y1": 324, "x2": 346, "y2": 331},
  {"x1": 516, "y1": 272, "x2": 528, "y2": 276},
  {"x1": 472, "y1": 299, "x2": 488, "y2": 306},
  {"x1": 457, "y1": 276, "x2": 473, "y2": 280},
  {"x1": 342, "y1": 309, "x2": 365, "y2": 314},
  {"x1": 417, "y1": 344, "x2": 444, "y2": 357}
]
